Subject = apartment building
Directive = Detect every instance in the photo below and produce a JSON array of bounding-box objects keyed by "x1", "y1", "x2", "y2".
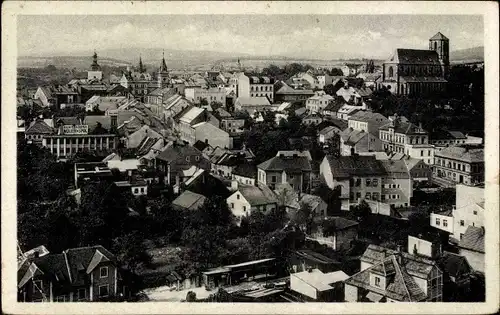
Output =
[
  {"x1": 236, "y1": 73, "x2": 274, "y2": 102},
  {"x1": 433, "y1": 145, "x2": 484, "y2": 187}
]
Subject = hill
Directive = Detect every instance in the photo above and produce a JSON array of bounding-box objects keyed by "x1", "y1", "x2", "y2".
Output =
[{"x1": 450, "y1": 46, "x2": 484, "y2": 62}]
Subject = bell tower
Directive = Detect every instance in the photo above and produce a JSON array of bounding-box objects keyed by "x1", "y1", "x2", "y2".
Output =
[
  {"x1": 157, "y1": 51, "x2": 169, "y2": 89},
  {"x1": 429, "y1": 32, "x2": 450, "y2": 78}
]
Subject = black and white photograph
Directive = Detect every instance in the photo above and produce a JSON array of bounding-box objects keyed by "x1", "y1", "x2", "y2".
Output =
[{"x1": 2, "y1": 1, "x2": 499, "y2": 314}]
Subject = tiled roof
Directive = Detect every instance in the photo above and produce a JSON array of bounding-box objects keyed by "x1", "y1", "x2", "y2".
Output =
[
  {"x1": 25, "y1": 120, "x2": 54, "y2": 134},
  {"x1": 349, "y1": 111, "x2": 389, "y2": 124},
  {"x1": 193, "y1": 140, "x2": 210, "y2": 152},
  {"x1": 394, "y1": 49, "x2": 441, "y2": 65},
  {"x1": 430, "y1": 32, "x2": 449, "y2": 40},
  {"x1": 232, "y1": 163, "x2": 257, "y2": 178},
  {"x1": 458, "y1": 226, "x2": 485, "y2": 253},
  {"x1": 340, "y1": 128, "x2": 368, "y2": 145},
  {"x1": 258, "y1": 155, "x2": 312, "y2": 172},
  {"x1": 238, "y1": 184, "x2": 277, "y2": 206},
  {"x1": 319, "y1": 126, "x2": 337, "y2": 135},
  {"x1": 172, "y1": 190, "x2": 206, "y2": 210},
  {"x1": 379, "y1": 120, "x2": 427, "y2": 135},
  {"x1": 437, "y1": 251, "x2": 471, "y2": 278},
  {"x1": 435, "y1": 145, "x2": 484, "y2": 163},
  {"x1": 56, "y1": 116, "x2": 81, "y2": 126},
  {"x1": 344, "y1": 255, "x2": 427, "y2": 302},
  {"x1": 236, "y1": 97, "x2": 271, "y2": 107},
  {"x1": 320, "y1": 216, "x2": 359, "y2": 231},
  {"x1": 400, "y1": 76, "x2": 448, "y2": 83},
  {"x1": 299, "y1": 194, "x2": 325, "y2": 211},
  {"x1": 294, "y1": 250, "x2": 339, "y2": 265},
  {"x1": 178, "y1": 107, "x2": 205, "y2": 124},
  {"x1": 157, "y1": 143, "x2": 205, "y2": 163},
  {"x1": 379, "y1": 160, "x2": 410, "y2": 178},
  {"x1": 324, "y1": 155, "x2": 386, "y2": 178},
  {"x1": 276, "y1": 82, "x2": 314, "y2": 95}
]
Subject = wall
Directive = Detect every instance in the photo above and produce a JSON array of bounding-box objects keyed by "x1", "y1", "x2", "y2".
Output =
[
  {"x1": 430, "y1": 213, "x2": 454, "y2": 234},
  {"x1": 381, "y1": 176, "x2": 412, "y2": 207},
  {"x1": 366, "y1": 200, "x2": 391, "y2": 216},
  {"x1": 344, "y1": 284, "x2": 358, "y2": 302},
  {"x1": 232, "y1": 174, "x2": 255, "y2": 186},
  {"x1": 369, "y1": 273, "x2": 387, "y2": 291},
  {"x1": 237, "y1": 74, "x2": 250, "y2": 98},
  {"x1": 360, "y1": 261, "x2": 372, "y2": 272},
  {"x1": 90, "y1": 262, "x2": 117, "y2": 300},
  {"x1": 453, "y1": 185, "x2": 484, "y2": 240},
  {"x1": 406, "y1": 145, "x2": 434, "y2": 165},
  {"x1": 227, "y1": 192, "x2": 251, "y2": 221},
  {"x1": 407, "y1": 235, "x2": 434, "y2": 258},
  {"x1": 194, "y1": 123, "x2": 229, "y2": 149}
]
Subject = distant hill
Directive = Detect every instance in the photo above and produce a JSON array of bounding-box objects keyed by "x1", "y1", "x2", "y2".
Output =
[
  {"x1": 17, "y1": 56, "x2": 132, "y2": 69},
  {"x1": 450, "y1": 46, "x2": 484, "y2": 62}
]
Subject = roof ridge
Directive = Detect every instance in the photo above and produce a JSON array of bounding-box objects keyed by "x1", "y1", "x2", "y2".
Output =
[{"x1": 392, "y1": 254, "x2": 412, "y2": 301}]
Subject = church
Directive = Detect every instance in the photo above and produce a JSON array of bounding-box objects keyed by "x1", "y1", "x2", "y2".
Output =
[{"x1": 377, "y1": 32, "x2": 449, "y2": 96}]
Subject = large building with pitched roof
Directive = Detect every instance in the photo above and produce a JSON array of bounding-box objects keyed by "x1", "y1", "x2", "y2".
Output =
[{"x1": 377, "y1": 32, "x2": 449, "y2": 95}]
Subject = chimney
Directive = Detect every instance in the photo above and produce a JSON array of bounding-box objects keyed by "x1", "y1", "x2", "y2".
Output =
[
  {"x1": 34, "y1": 252, "x2": 40, "y2": 258},
  {"x1": 350, "y1": 147, "x2": 355, "y2": 156},
  {"x1": 231, "y1": 180, "x2": 238, "y2": 191},
  {"x1": 307, "y1": 267, "x2": 313, "y2": 273}
]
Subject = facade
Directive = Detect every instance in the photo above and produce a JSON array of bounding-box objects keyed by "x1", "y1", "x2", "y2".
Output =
[
  {"x1": 378, "y1": 32, "x2": 449, "y2": 95},
  {"x1": 231, "y1": 164, "x2": 257, "y2": 186},
  {"x1": 339, "y1": 128, "x2": 383, "y2": 156},
  {"x1": 25, "y1": 120, "x2": 54, "y2": 145},
  {"x1": 226, "y1": 184, "x2": 278, "y2": 224},
  {"x1": 17, "y1": 245, "x2": 121, "y2": 302},
  {"x1": 320, "y1": 155, "x2": 386, "y2": 210},
  {"x1": 34, "y1": 86, "x2": 56, "y2": 107},
  {"x1": 430, "y1": 210, "x2": 454, "y2": 234},
  {"x1": 236, "y1": 73, "x2": 274, "y2": 102},
  {"x1": 307, "y1": 217, "x2": 359, "y2": 251},
  {"x1": 429, "y1": 130, "x2": 467, "y2": 148},
  {"x1": 290, "y1": 269, "x2": 348, "y2": 302},
  {"x1": 433, "y1": 145, "x2": 484, "y2": 187},
  {"x1": 192, "y1": 122, "x2": 230, "y2": 149},
  {"x1": 305, "y1": 93, "x2": 334, "y2": 113},
  {"x1": 457, "y1": 226, "x2": 485, "y2": 273},
  {"x1": 379, "y1": 160, "x2": 413, "y2": 207},
  {"x1": 452, "y1": 184, "x2": 484, "y2": 241},
  {"x1": 274, "y1": 82, "x2": 314, "y2": 103},
  {"x1": 348, "y1": 111, "x2": 390, "y2": 135},
  {"x1": 220, "y1": 117, "x2": 245, "y2": 134},
  {"x1": 257, "y1": 152, "x2": 312, "y2": 193},
  {"x1": 184, "y1": 86, "x2": 226, "y2": 105},
  {"x1": 318, "y1": 126, "x2": 341, "y2": 144},
  {"x1": 234, "y1": 96, "x2": 272, "y2": 114}
]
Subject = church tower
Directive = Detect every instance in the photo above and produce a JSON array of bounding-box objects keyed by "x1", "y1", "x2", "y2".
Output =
[
  {"x1": 88, "y1": 50, "x2": 103, "y2": 81},
  {"x1": 157, "y1": 51, "x2": 169, "y2": 89},
  {"x1": 429, "y1": 32, "x2": 450, "y2": 78},
  {"x1": 139, "y1": 55, "x2": 146, "y2": 73}
]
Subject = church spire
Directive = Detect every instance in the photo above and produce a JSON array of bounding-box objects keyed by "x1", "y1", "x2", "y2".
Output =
[
  {"x1": 160, "y1": 50, "x2": 168, "y2": 73},
  {"x1": 139, "y1": 55, "x2": 145, "y2": 73},
  {"x1": 91, "y1": 50, "x2": 101, "y2": 71}
]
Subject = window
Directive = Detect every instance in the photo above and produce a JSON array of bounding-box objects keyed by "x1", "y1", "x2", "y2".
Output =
[
  {"x1": 320, "y1": 209, "x2": 325, "y2": 216},
  {"x1": 373, "y1": 192, "x2": 379, "y2": 201},
  {"x1": 243, "y1": 206, "x2": 246, "y2": 212},
  {"x1": 420, "y1": 150, "x2": 424, "y2": 156},
  {"x1": 355, "y1": 178, "x2": 361, "y2": 187},
  {"x1": 271, "y1": 176, "x2": 277, "y2": 183},
  {"x1": 289, "y1": 175, "x2": 294, "y2": 179},
  {"x1": 428, "y1": 150, "x2": 431, "y2": 156},
  {"x1": 32, "y1": 280, "x2": 43, "y2": 293},
  {"x1": 366, "y1": 179, "x2": 371, "y2": 186},
  {"x1": 460, "y1": 220, "x2": 465, "y2": 226},
  {"x1": 195, "y1": 156, "x2": 200, "y2": 161},
  {"x1": 231, "y1": 203, "x2": 234, "y2": 209},
  {"x1": 443, "y1": 220, "x2": 448, "y2": 227},
  {"x1": 365, "y1": 192, "x2": 372, "y2": 200},
  {"x1": 56, "y1": 295, "x2": 68, "y2": 302},
  {"x1": 99, "y1": 285, "x2": 109, "y2": 297},
  {"x1": 356, "y1": 192, "x2": 361, "y2": 200},
  {"x1": 372, "y1": 179, "x2": 378, "y2": 187},
  {"x1": 236, "y1": 194, "x2": 240, "y2": 200},
  {"x1": 374, "y1": 276, "x2": 381, "y2": 287},
  {"x1": 435, "y1": 218, "x2": 440, "y2": 225},
  {"x1": 100, "y1": 266, "x2": 108, "y2": 278},
  {"x1": 134, "y1": 188, "x2": 139, "y2": 194},
  {"x1": 186, "y1": 156, "x2": 190, "y2": 162},
  {"x1": 381, "y1": 195, "x2": 386, "y2": 201},
  {"x1": 77, "y1": 288, "x2": 86, "y2": 300},
  {"x1": 460, "y1": 233, "x2": 464, "y2": 240}
]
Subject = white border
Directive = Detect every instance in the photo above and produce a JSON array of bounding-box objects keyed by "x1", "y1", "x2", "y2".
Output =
[{"x1": 2, "y1": 1, "x2": 499, "y2": 314}]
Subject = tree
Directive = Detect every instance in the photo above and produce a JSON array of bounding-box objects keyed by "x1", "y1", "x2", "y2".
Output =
[
  {"x1": 324, "y1": 133, "x2": 341, "y2": 157},
  {"x1": 186, "y1": 291, "x2": 197, "y2": 302},
  {"x1": 199, "y1": 98, "x2": 208, "y2": 106},
  {"x1": 293, "y1": 203, "x2": 314, "y2": 234},
  {"x1": 329, "y1": 68, "x2": 344, "y2": 76},
  {"x1": 112, "y1": 231, "x2": 152, "y2": 273}
]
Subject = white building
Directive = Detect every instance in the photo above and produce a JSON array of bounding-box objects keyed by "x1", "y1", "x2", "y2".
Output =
[{"x1": 452, "y1": 184, "x2": 484, "y2": 241}]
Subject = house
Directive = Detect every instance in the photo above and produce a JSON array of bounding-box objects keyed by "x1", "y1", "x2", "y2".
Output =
[
  {"x1": 288, "y1": 250, "x2": 340, "y2": 273},
  {"x1": 457, "y1": 226, "x2": 484, "y2": 273},
  {"x1": 436, "y1": 251, "x2": 472, "y2": 301},
  {"x1": 402, "y1": 157, "x2": 433, "y2": 187},
  {"x1": 290, "y1": 269, "x2": 349, "y2": 302},
  {"x1": 274, "y1": 82, "x2": 314, "y2": 103},
  {"x1": 226, "y1": 183, "x2": 278, "y2": 224},
  {"x1": 307, "y1": 217, "x2": 359, "y2": 251},
  {"x1": 192, "y1": 122, "x2": 230, "y2": 149},
  {"x1": 318, "y1": 126, "x2": 341, "y2": 144},
  {"x1": 85, "y1": 96, "x2": 127, "y2": 112},
  {"x1": 74, "y1": 162, "x2": 113, "y2": 188},
  {"x1": 114, "y1": 175, "x2": 148, "y2": 196},
  {"x1": 231, "y1": 164, "x2": 257, "y2": 186},
  {"x1": 172, "y1": 190, "x2": 207, "y2": 211},
  {"x1": 430, "y1": 209, "x2": 454, "y2": 234},
  {"x1": 18, "y1": 245, "x2": 123, "y2": 302},
  {"x1": 320, "y1": 155, "x2": 386, "y2": 210},
  {"x1": 34, "y1": 86, "x2": 56, "y2": 107},
  {"x1": 345, "y1": 244, "x2": 443, "y2": 302},
  {"x1": 429, "y1": 129, "x2": 467, "y2": 148},
  {"x1": 433, "y1": 145, "x2": 484, "y2": 187},
  {"x1": 184, "y1": 86, "x2": 226, "y2": 105},
  {"x1": 24, "y1": 120, "x2": 54, "y2": 145},
  {"x1": 336, "y1": 85, "x2": 372, "y2": 106},
  {"x1": 236, "y1": 74, "x2": 274, "y2": 102},
  {"x1": 356, "y1": 73, "x2": 381, "y2": 89},
  {"x1": 305, "y1": 93, "x2": 334, "y2": 113},
  {"x1": 211, "y1": 151, "x2": 247, "y2": 178},
  {"x1": 302, "y1": 113, "x2": 323, "y2": 126},
  {"x1": 155, "y1": 142, "x2": 211, "y2": 185},
  {"x1": 234, "y1": 97, "x2": 273, "y2": 114},
  {"x1": 257, "y1": 151, "x2": 313, "y2": 192},
  {"x1": 322, "y1": 99, "x2": 344, "y2": 119},
  {"x1": 379, "y1": 160, "x2": 413, "y2": 207},
  {"x1": 339, "y1": 128, "x2": 383, "y2": 156},
  {"x1": 348, "y1": 111, "x2": 390, "y2": 135},
  {"x1": 172, "y1": 106, "x2": 221, "y2": 146},
  {"x1": 452, "y1": 184, "x2": 484, "y2": 241}
]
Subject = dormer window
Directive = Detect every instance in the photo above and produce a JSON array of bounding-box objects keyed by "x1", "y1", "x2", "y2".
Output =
[
  {"x1": 100, "y1": 266, "x2": 108, "y2": 278},
  {"x1": 375, "y1": 277, "x2": 381, "y2": 287}
]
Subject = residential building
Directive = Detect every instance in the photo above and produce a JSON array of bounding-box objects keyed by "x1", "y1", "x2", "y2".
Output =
[
  {"x1": 234, "y1": 96, "x2": 273, "y2": 114},
  {"x1": 290, "y1": 269, "x2": 349, "y2": 302},
  {"x1": 173, "y1": 106, "x2": 220, "y2": 145},
  {"x1": 184, "y1": 86, "x2": 226, "y2": 105},
  {"x1": 348, "y1": 111, "x2": 390, "y2": 135},
  {"x1": 305, "y1": 93, "x2": 334, "y2": 113},
  {"x1": 85, "y1": 96, "x2": 128, "y2": 112},
  {"x1": 429, "y1": 129, "x2": 467, "y2": 148},
  {"x1": 356, "y1": 73, "x2": 381, "y2": 89},
  {"x1": 74, "y1": 162, "x2": 113, "y2": 188},
  {"x1": 452, "y1": 184, "x2": 484, "y2": 241},
  {"x1": 145, "y1": 86, "x2": 178, "y2": 107},
  {"x1": 114, "y1": 175, "x2": 148, "y2": 196},
  {"x1": 433, "y1": 145, "x2": 484, "y2": 187},
  {"x1": 25, "y1": 120, "x2": 54, "y2": 145},
  {"x1": 231, "y1": 164, "x2": 257, "y2": 186},
  {"x1": 336, "y1": 85, "x2": 372, "y2": 106},
  {"x1": 34, "y1": 86, "x2": 56, "y2": 107},
  {"x1": 236, "y1": 73, "x2": 274, "y2": 102},
  {"x1": 403, "y1": 157, "x2": 433, "y2": 187},
  {"x1": 377, "y1": 32, "x2": 449, "y2": 95},
  {"x1": 18, "y1": 245, "x2": 122, "y2": 302},
  {"x1": 318, "y1": 126, "x2": 341, "y2": 144},
  {"x1": 302, "y1": 114, "x2": 323, "y2": 126},
  {"x1": 339, "y1": 128, "x2": 383, "y2": 156},
  {"x1": 289, "y1": 250, "x2": 340, "y2": 274},
  {"x1": 320, "y1": 155, "x2": 386, "y2": 210},
  {"x1": 172, "y1": 190, "x2": 207, "y2": 211},
  {"x1": 307, "y1": 217, "x2": 359, "y2": 251},
  {"x1": 379, "y1": 160, "x2": 413, "y2": 207},
  {"x1": 226, "y1": 183, "x2": 278, "y2": 223},
  {"x1": 345, "y1": 244, "x2": 443, "y2": 302},
  {"x1": 458, "y1": 226, "x2": 485, "y2": 273},
  {"x1": 436, "y1": 252, "x2": 472, "y2": 301},
  {"x1": 274, "y1": 82, "x2": 314, "y2": 103},
  {"x1": 430, "y1": 210, "x2": 454, "y2": 234},
  {"x1": 211, "y1": 151, "x2": 246, "y2": 178},
  {"x1": 257, "y1": 152, "x2": 312, "y2": 192}
]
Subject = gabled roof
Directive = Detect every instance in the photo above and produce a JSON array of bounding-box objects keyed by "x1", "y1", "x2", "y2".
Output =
[
  {"x1": 437, "y1": 251, "x2": 471, "y2": 279},
  {"x1": 25, "y1": 120, "x2": 54, "y2": 134},
  {"x1": 392, "y1": 49, "x2": 441, "y2": 65},
  {"x1": 319, "y1": 216, "x2": 359, "y2": 232},
  {"x1": 319, "y1": 126, "x2": 337, "y2": 135},
  {"x1": 436, "y1": 145, "x2": 484, "y2": 163},
  {"x1": 236, "y1": 184, "x2": 277, "y2": 206},
  {"x1": 178, "y1": 106, "x2": 205, "y2": 124},
  {"x1": 324, "y1": 155, "x2": 386, "y2": 178},
  {"x1": 236, "y1": 97, "x2": 271, "y2": 107},
  {"x1": 379, "y1": 160, "x2": 410, "y2": 178},
  {"x1": 299, "y1": 194, "x2": 325, "y2": 210},
  {"x1": 276, "y1": 82, "x2": 314, "y2": 95},
  {"x1": 349, "y1": 111, "x2": 389, "y2": 124},
  {"x1": 258, "y1": 155, "x2": 312, "y2": 172},
  {"x1": 339, "y1": 128, "x2": 369, "y2": 145},
  {"x1": 56, "y1": 116, "x2": 81, "y2": 126},
  {"x1": 458, "y1": 226, "x2": 485, "y2": 253},
  {"x1": 172, "y1": 190, "x2": 207, "y2": 210},
  {"x1": 379, "y1": 120, "x2": 427, "y2": 135}
]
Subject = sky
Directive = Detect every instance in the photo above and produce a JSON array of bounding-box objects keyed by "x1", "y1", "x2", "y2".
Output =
[{"x1": 17, "y1": 15, "x2": 484, "y2": 60}]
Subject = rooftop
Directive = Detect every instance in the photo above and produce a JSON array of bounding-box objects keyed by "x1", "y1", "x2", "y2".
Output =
[
  {"x1": 458, "y1": 226, "x2": 485, "y2": 253},
  {"x1": 435, "y1": 145, "x2": 484, "y2": 163},
  {"x1": 324, "y1": 155, "x2": 386, "y2": 178},
  {"x1": 258, "y1": 155, "x2": 312, "y2": 172},
  {"x1": 172, "y1": 190, "x2": 206, "y2": 210}
]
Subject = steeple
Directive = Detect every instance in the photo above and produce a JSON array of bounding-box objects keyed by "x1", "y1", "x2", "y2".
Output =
[
  {"x1": 139, "y1": 55, "x2": 145, "y2": 73},
  {"x1": 429, "y1": 32, "x2": 450, "y2": 78},
  {"x1": 160, "y1": 50, "x2": 168, "y2": 73},
  {"x1": 90, "y1": 50, "x2": 101, "y2": 71}
]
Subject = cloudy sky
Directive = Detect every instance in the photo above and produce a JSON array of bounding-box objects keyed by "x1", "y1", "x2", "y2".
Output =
[{"x1": 18, "y1": 15, "x2": 483, "y2": 59}]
